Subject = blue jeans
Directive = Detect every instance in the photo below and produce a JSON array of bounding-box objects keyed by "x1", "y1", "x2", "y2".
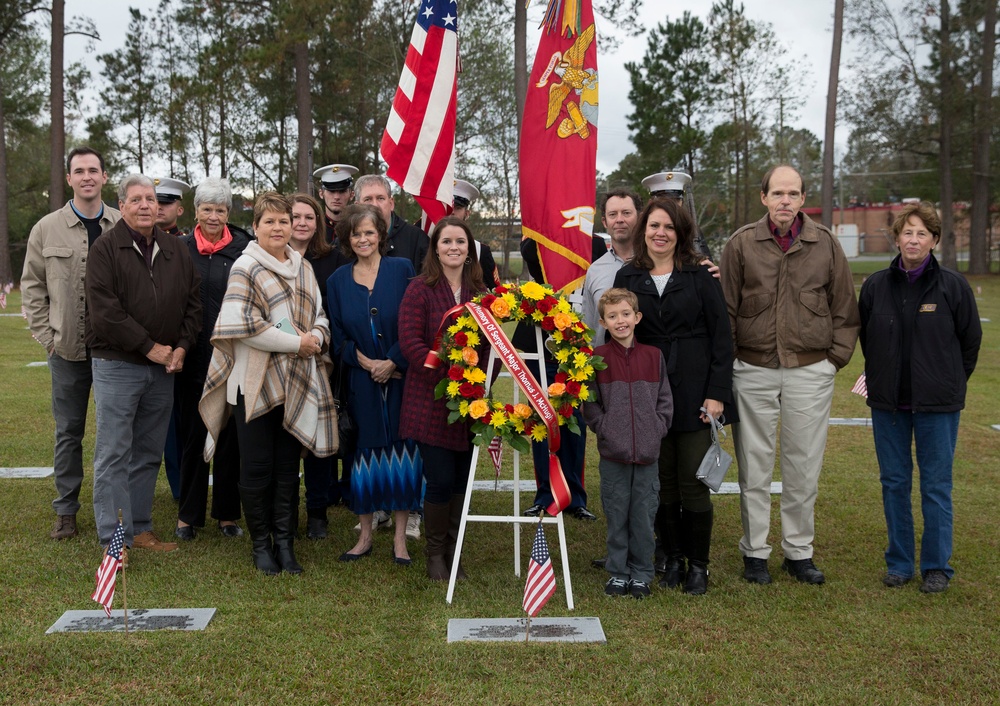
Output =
[
  {"x1": 92, "y1": 358, "x2": 174, "y2": 545},
  {"x1": 871, "y1": 409, "x2": 960, "y2": 579}
]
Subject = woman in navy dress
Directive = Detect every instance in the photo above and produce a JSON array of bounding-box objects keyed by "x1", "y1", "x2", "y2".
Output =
[{"x1": 327, "y1": 204, "x2": 422, "y2": 565}]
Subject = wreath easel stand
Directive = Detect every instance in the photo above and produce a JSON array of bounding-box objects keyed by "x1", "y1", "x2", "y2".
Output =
[{"x1": 445, "y1": 325, "x2": 575, "y2": 609}]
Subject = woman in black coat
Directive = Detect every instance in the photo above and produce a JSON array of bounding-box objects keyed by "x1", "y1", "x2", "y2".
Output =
[
  {"x1": 174, "y1": 177, "x2": 252, "y2": 540},
  {"x1": 612, "y1": 198, "x2": 735, "y2": 595}
]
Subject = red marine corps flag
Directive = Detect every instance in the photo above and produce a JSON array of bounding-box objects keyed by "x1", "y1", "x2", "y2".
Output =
[
  {"x1": 519, "y1": 0, "x2": 599, "y2": 293},
  {"x1": 381, "y1": 0, "x2": 459, "y2": 226}
]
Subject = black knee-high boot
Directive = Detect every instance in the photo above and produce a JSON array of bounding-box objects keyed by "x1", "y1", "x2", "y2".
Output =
[
  {"x1": 682, "y1": 506, "x2": 713, "y2": 595},
  {"x1": 657, "y1": 502, "x2": 685, "y2": 589},
  {"x1": 240, "y1": 483, "x2": 280, "y2": 576},
  {"x1": 273, "y1": 475, "x2": 303, "y2": 575}
]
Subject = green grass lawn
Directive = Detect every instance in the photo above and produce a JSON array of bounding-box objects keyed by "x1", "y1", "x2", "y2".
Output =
[{"x1": 1, "y1": 278, "x2": 999, "y2": 704}]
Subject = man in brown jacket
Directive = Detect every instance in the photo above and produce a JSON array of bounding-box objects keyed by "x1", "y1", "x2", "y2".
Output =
[
  {"x1": 85, "y1": 174, "x2": 201, "y2": 554},
  {"x1": 721, "y1": 165, "x2": 859, "y2": 586}
]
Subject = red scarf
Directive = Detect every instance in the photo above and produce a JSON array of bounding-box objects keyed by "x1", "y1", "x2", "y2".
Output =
[{"x1": 194, "y1": 223, "x2": 233, "y2": 254}]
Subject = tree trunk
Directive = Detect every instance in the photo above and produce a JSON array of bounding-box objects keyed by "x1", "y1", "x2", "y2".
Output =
[
  {"x1": 938, "y1": 0, "x2": 956, "y2": 268},
  {"x1": 821, "y1": 0, "x2": 844, "y2": 228},
  {"x1": 294, "y1": 41, "x2": 312, "y2": 193},
  {"x1": 969, "y1": 0, "x2": 996, "y2": 275},
  {"x1": 0, "y1": 76, "x2": 13, "y2": 288},
  {"x1": 49, "y1": 0, "x2": 65, "y2": 210}
]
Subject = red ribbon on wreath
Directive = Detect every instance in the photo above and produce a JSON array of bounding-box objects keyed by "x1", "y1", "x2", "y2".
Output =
[{"x1": 425, "y1": 303, "x2": 572, "y2": 516}]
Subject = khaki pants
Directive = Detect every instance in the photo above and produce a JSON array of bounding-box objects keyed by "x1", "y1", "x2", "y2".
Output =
[{"x1": 733, "y1": 358, "x2": 837, "y2": 561}]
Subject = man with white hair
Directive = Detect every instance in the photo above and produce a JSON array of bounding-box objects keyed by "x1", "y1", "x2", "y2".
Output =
[
  {"x1": 86, "y1": 174, "x2": 202, "y2": 557},
  {"x1": 354, "y1": 174, "x2": 429, "y2": 271}
]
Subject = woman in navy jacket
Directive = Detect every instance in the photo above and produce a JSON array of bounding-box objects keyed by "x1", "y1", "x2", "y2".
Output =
[
  {"x1": 858, "y1": 201, "x2": 981, "y2": 594},
  {"x1": 613, "y1": 198, "x2": 735, "y2": 594}
]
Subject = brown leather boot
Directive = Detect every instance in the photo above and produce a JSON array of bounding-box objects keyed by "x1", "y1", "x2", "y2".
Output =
[{"x1": 423, "y1": 501, "x2": 450, "y2": 581}]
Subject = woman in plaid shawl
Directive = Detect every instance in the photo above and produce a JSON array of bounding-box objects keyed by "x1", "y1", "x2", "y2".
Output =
[{"x1": 200, "y1": 192, "x2": 336, "y2": 576}]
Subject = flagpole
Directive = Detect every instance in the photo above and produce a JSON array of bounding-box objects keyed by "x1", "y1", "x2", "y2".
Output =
[{"x1": 118, "y1": 509, "x2": 128, "y2": 636}]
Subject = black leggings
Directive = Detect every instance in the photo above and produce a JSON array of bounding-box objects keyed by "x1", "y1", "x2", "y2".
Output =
[
  {"x1": 658, "y1": 428, "x2": 713, "y2": 512},
  {"x1": 233, "y1": 394, "x2": 301, "y2": 491},
  {"x1": 418, "y1": 442, "x2": 473, "y2": 504}
]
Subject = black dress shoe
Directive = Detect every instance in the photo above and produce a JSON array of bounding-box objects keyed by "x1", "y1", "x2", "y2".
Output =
[
  {"x1": 174, "y1": 525, "x2": 196, "y2": 541},
  {"x1": 219, "y1": 523, "x2": 244, "y2": 538},
  {"x1": 743, "y1": 556, "x2": 772, "y2": 584},
  {"x1": 522, "y1": 504, "x2": 544, "y2": 517},
  {"x1": 338, "y1": 546, "x2": 373, "y2": 562},
  {"x1": 591, "y1": 557, "x2": 607, "y2": 570},
  {"x1": 393, "y1": 551, "x2": 412, "y2": 566},
  {"x1": 570, "y1": 506, "x2": 597, "y2": 521},
  {"x1": 782, "y1": 558, "x2": 825, "y2": 584}
]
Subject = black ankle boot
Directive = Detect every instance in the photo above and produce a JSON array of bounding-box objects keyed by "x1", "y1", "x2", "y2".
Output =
[
  {"x1": 656, "y1": 502, "x2": 685, "y2": 588},
  {"x1": 681, "y1": 506, "x2": 713, "y2": 595},
  {"x1": 240, "y1": 483, "x2": 280, "y2": 576},
  {"x1": 684, "y1": 562, "x2": 709, "y2": 594},
  {"x1": 273, "y1": 476, "x2": 303, "y2": 574}
]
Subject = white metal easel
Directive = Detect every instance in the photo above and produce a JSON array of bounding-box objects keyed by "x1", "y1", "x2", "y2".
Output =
[{"x1": 445, "y1": 327, "x2": 575, "y2": 609}]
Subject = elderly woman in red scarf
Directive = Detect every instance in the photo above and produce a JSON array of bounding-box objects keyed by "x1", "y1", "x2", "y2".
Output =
[{"x1": 174, "y1": 177, "x2": 252, "y2": 542}]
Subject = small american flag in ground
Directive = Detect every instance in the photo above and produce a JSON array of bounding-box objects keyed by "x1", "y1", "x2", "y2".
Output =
[
  {"x1": 488, "y1": 436, "x2": 503, "y2": 477},
  {"x1": 92, "y1": 521, "x2": 125, "y2": 617},
  {"x1": 851, "y1": 372, "x2": 868, "y2": 398},
  {"x1": 380, "y1": 0, "x2": 459, "y2": 226},
  {"x1": 523, "y1": 523, "x2": 557, "y2": 617}
]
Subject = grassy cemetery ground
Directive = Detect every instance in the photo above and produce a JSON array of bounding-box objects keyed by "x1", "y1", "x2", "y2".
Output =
[{"x1": 1, "y1": 267, "x2": 998, "y2": 704}]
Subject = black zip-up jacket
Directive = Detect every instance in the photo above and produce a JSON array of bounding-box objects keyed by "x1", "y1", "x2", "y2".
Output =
[
  {"x1": 178, "y1": 224, "x2": 253, "y2": 381},
  {"x1": 613, "y1": 262, "x2": 737, "y2": 432},
  {"x1": 85, "y1": 219, "x2": 202, "y2": 365},
  {"x1": 858, "y1": 254, "x2": 981, "y2": 412}
]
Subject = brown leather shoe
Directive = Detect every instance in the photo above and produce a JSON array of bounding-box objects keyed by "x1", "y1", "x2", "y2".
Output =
[
  {"x1": 132, "y1": 531, "x2": 178, "y2": 552},
  {"x1": 50, "y1": 514, "x2": 78, "y2": 540}
]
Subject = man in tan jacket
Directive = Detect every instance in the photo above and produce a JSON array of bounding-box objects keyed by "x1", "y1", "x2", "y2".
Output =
[
  {"x1": 721, "y1": 165, "x2": 859, "y2": 586},
  {"x1": 21, "y1": 147, "x2": 120, "y2": 540}
]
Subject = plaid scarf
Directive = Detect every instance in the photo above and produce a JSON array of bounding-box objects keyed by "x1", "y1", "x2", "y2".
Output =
[{"x1": 199, "y1": 242, "x2": 337, "y2": 459}]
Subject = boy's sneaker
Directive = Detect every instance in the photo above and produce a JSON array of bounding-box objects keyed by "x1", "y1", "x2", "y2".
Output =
[
  {"x1": 604, "y1": 577, "x2": 629, "y2": 597},
  {"x1": 628, "y1": 579, "x2": 651, "y2": 600}
]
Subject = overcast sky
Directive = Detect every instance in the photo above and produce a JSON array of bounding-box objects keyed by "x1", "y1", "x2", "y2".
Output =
[{"x1": 64, "y1": 0, "x2": 845, "y2": 177}]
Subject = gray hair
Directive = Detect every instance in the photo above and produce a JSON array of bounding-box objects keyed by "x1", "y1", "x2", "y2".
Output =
[
  {"x1": 194, "y1": 176, "x2": 233, "y2": 209},
  {"x1": 117, "y1": 174, "x2": 155, "y2": 202},
  {"x1": 353, "y1": 174, "x2": 392, "y2": 201}
]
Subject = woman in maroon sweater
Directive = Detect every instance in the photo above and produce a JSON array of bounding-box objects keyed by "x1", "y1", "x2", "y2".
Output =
[{"x1": 399, "y1": 217, "x2": 486, "y2": 580}]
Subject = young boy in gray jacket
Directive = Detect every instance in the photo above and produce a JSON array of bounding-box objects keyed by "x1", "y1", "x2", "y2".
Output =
[{"x1": 582, "y1": 289, "x2": 673, "y2": 599}]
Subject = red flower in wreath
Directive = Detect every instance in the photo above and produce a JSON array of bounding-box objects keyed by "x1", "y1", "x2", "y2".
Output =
[
  {"x1": 541, "y1": 316, "x2": 555, "y2": 331},
  {"x1": 454, "y1": 331, "x2": 468, "y2": 346},
  {"x1": 459, "y1": 382, "x2": 478, "y2": 398},
  {"x1": 448, "y1": 365, "x2": 464, "y2": 381},
  {"x1": 558, "y1": 404, "x2": 574, "y2": 418},
  {"x1": 536, "y1": 297, "x2": 555, "y2": 313},
  {"x1": 555, "y1": 372, "x2": 568, "y2": 384},
  {"x1": 566, "y1": 380, "x2": 581, "y2": 397},
  {"x1": 480, "y1": 295, "x2": 496, "y2": 309}
]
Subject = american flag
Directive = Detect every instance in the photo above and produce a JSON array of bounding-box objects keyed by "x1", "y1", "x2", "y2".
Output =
[
  {"x1": 488, "y1": 435, "x2": 502, "y2": 477},
  {"x1": 851, "y1": 372, "x2": 868, "y2": 398},
  {"x1": 380, "y1": 0, "x2": 458, "y2": 226},
  {"x1": 523, "y1": 523, "x2": 557, "y2": 617},
  {"x1": 92, "y1": 521, "x2": 125, "y2": 617}
]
